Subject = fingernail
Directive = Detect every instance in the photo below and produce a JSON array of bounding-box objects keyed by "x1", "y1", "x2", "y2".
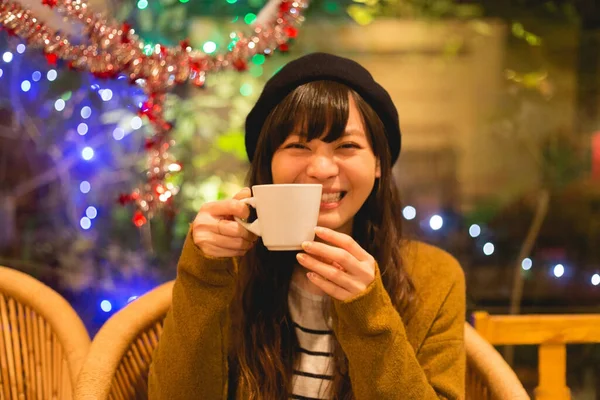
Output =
[
  {"x1": 302, "y1": 241, "x2": 311, "y2": 249},
  {"x1": 315, "y1": 226, "x2": 325, "y2": 234},
  {"x1": 296, "y1": 253, "x2": 305, "y2": 261},
  {"x1": 307, "y1": 272, "x2": 317, "y2": 279}
]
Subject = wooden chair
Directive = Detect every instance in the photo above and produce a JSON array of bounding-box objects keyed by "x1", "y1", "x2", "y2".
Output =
[
  {"x1": 75, "y1": 279, "x2": 528, "y2": 399},
  {"x1": 474, "y1": 311, "x2": 600, "y2": 400},
  {"x1": 0, "y1": 266, "x2": 91, "y2": 400}
]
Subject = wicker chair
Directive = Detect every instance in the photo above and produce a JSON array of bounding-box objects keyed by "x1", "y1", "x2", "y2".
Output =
[
  {"x1": 0, "y1": 266, "x2": 91, "y2": 400},
  {"x1": 75, "y1": 280, "x2": 529, "y2": 400}
]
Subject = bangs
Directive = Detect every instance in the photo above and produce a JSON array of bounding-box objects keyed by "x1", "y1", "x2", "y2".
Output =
[{"x1": 266, "y1": 80, "x2": 351, "y2": 151}]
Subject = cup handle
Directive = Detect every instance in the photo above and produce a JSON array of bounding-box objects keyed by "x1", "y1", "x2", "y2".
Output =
[{"x1": 234, "y1": 197, "x2": 261, "y2": 236}]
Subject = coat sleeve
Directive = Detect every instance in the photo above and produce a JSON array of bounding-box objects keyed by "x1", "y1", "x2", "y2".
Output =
[
  {"x1": 332, "y1": 258, "x2": 466, "y2": 399},
  {"x1": 148, "y1": 228, "x2": 237, "y2": 400}
]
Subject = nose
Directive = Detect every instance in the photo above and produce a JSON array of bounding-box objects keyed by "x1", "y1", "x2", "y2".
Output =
[{"x1": 306, "y1": 153, "x2": 339, "y2": 181}]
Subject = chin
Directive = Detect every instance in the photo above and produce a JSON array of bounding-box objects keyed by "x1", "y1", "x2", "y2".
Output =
[{"x1": 316, "y1": 213, "x2": 352, "y2": 234}]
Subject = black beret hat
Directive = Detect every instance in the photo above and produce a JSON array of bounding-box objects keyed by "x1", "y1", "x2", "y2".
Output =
[{"x1": 245, "y1": 52, "x2": 401, "y2": 165}]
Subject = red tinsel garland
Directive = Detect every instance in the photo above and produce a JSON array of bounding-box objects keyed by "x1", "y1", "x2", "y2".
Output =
[{"x1": 0, "y1": 0, "x2": 308, "y2": 225}]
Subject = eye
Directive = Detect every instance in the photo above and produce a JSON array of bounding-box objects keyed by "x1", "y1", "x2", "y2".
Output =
[
  {"x1": 284, "y1": 142, "x2": 309, "y2": 150},
  {"x1": 338, "y1": 142, "x2": 362, "y2": 150}
]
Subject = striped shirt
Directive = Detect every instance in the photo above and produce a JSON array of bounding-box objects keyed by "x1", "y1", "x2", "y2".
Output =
[{"x1": 288, "y1": 281, "x2": 334, "y2": 400}]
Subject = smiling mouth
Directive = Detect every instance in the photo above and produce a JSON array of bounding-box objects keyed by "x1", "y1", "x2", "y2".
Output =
[{"x1": 320, "y1": 191, "x2": 347, "y2": 209}]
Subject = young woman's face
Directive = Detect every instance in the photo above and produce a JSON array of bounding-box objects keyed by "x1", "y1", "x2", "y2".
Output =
[{"x1": 271, "y1": 95, "x2": 381, "y2": 235}]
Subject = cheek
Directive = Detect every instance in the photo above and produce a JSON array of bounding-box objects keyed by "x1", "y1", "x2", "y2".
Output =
[{"x1": 271, "y1": 154, "x2": 303, "y2": 183}]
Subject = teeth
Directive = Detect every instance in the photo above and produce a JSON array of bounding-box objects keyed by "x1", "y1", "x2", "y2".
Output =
[{"x1": 321, "y1": 192, "x2": 342, "y2": 203}]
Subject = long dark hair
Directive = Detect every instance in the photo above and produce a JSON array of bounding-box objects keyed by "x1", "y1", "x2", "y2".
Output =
[{"x1": 229, "y1": 80, "x2": 414, "y2": 399}]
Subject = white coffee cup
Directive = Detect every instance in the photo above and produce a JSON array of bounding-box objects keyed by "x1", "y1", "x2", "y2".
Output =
[{"x1": 235, "y1": 184, "x2": 323, "y2": 251}]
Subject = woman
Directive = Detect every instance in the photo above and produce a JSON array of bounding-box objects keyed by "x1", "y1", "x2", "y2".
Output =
[{"x1": 148, "y1": 52, "x2": 465, "y2": 399}]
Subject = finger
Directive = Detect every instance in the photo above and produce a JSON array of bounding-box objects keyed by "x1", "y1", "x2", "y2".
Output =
[
  {"x1": 233, "y1": 187, "x2": 252, "y2": 200},
  {"x1": 314, "y1": 227, "x2": 372, "y2": 262},
  {"x1": 210, "y1": 234, "x2": 255, "y2": 251},
  {"x1": 306, "y1": 272, "x2": 352, "y2": 301},
  {"x1": 194, "y1": 230, "x2": 254, "y2": 251},
  {"x1": 201, "y1": 242, "x2": 247, "y2": 258},
  {"x1": 301, "y1": 241, "x2": 359, "y2": 274},
  {"x1": 217, "y1": 219, "x2": 258, "y2": 242},
  {"x1": 296, "y1": 253, "x2": 361, "y2": 293},
  {"x1": 204, "y1": 199, "x2": 250, "y2": 220}
]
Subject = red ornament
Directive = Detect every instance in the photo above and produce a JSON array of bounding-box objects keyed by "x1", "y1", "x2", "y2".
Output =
[
  {"x1": 45, "y1": 53, "x2": 58, "y2": 66},
  {"x1": 132, "y1": 211, "x2": 147, "y2": 227},
  {"x1": 121, "y1": 22, "x2": 131, "y2": 44},
  {"x1": 180, "y1": 39, "x2": 191, "y2": 51},
  {"x1": 232, "y1": 58, "x2": 248, "y2": 72},
  {"x1": 118, "y1": 193, "x2": 132, "y2": 205},
  {"x1": 279, "y1": 1, "x2": 291, "y2": 13},
  {"x1": 159, "y1": 45, "x2": 168, "y2": 57},
  {"x1": 144, "y1": 138, "x2": 155, "y2": 150},
  {"x1": 278, "y1": 43, "x2": 290, "y2": 53},
  {"x1": 41, "y1": 0, "x2": 58, "y2": 9},
  {"x1": 67, "y1": 61, "x2": 76, "y2": 70},
  {"x1": 284, "y1": 26, "x2": 298, "y2": 38}
]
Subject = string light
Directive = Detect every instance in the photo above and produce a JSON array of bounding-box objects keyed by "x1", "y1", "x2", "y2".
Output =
[
  {"x1": 130, "y1": 116, "x2": 143, "y2": 130},
  {"x1": 0, "y1": 69, "x2": 3, "y2": 78},
  {"x1": 81, "y1": 147, "x2": 94, "y2": 160},
  {"x1": 80, "y1": 217, "x2": 92, "y2": 230},
  {"x1": 47, "y1": 69, "x2": 57, "y2": 81},
  {"x1": 81, "y1": 106, "x2": 92, "y2": 119},
  {"x1": 99, "y1": 89, "x2": 113, "y2": 101},
  {"x1": 202, "y1": 41, "x2": 217, "y2": 54},
  {"x1": 483, "y1": 242, "x2": 495, "y2": 256},
  {"x1": 592, "y1": 274, "x2": 600, "y2": 286},
  {"x1": 553, "y1": 264, "x2": 565, "y2": 278},
  {"x1": 32, "y1": 71, "x2": 41, "y2": 81},
  {"x1": 2, "y1": 52, "x2": 13, "y2": 63},
  {"x1": 80, "y1": 181, "x2": 91, "y2": 194},
  {"x1": 54, "y1": 99, "x2": 65, "y2": 111},
  {"x1": 113, "y1": 127, "x2": 125, "y2": 141},
  {"x1": 77, "y1": 123, "x2": 88, "y2": 135},
  {"x1": 20, "y1": 80, "x2": 31, "y2": 92},
  {"x1": 86, "y1": 206, "x2": 98, "y2": 219},
  {"x1": 469, "y1": 224, "x2": 481, "y2": 238},
  {"x1": 402, "y1": 206, "x2": 416, "y2": 220},
  {"x1": 16, "y1": 44, "x2": 26, "y2": 54},
  {"x1": 521, "y1": 258, "x2": 533, "y2": 271},
  {"x1": 100, "y1": 300, "x2": 112, "y2": 312},
  {"x1": 429, "y1": 215, "x2": 443, "y2": 230}
]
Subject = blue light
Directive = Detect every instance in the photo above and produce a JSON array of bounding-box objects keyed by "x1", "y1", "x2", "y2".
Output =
[
  {"x1": 3, "y1": 52, "x2": 13, "y2": 63},
  {"x1": 77, "y1": 123, "x2": 89, "y2": 135},
  {"x1": 81, "y1": 147, "x2": 94, "y2": 160},
  {"x1": 86, "y1": 206, "x2": 98, "y2": 219},
  {"x1": 483, "y1": 242, "x2": 495, "y2": 256},
  {"x1": 100, "y1": 300, "x2": 112, "y2": 312},
  {"x1": 21, "y1": 80, "x2": 31, "y2": 92},
  {"x1": 127, "y1": 296, "x2": 138, "y2": 303},
  {"x1": 32, "y1": 71, "x2": 41, "y2": 81},
  {"x1": 592, "y1": 274, "x2": 600, "y2": 286},
  {"x1": 553, "y1": 264, "x2": 564, "y2": 278},
  {"x1": 47, "y1": 69, "x2": 57, "y2": 81},
  {"x1": 0, "y1": 69, "x2": 3, "y2": 78},
  {"x1": 80, "y1": 217, "x2": 92, "y2": 230},
  {"x1": 402, "y1": 206, "x2": 416, "y2": 220},
  {"x1": 16, "y1": 44, "x2": 26, "y2": 54},
  {"x1": 521, "y1": 258, "x2": 532, "y2": 271},
  {"x1": 100, "y1": 89, "x2": 113, "y2": 101},
  {"x1": 80, "y1": 106, "x2": 92, "y2": 119},
  {"x1": 80, "y1": 181, "x2": 91, "y2": 193},
  {"x1": 131, "y1": 116, "x2": 143, "y2": 130},
  {"x1": 429, "y1": 215, "x2": 443, "y2": 230},
  {"x1": 54, "y1": 99, "x2": 65, "y2": 111},
  {"x1": 90, "y1": 84, "x2": 100, "y2": 90},
  {"x1": 469, "y1": 224, "x2": 481, "y2": 238},
  {"x1": 112, "y1": 127, "x2": 125, "y2": 141}
]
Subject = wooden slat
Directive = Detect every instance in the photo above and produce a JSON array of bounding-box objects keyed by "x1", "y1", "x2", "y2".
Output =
[{"x1": 473, "y1": 312, "x2": 600, "y2": 345}]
